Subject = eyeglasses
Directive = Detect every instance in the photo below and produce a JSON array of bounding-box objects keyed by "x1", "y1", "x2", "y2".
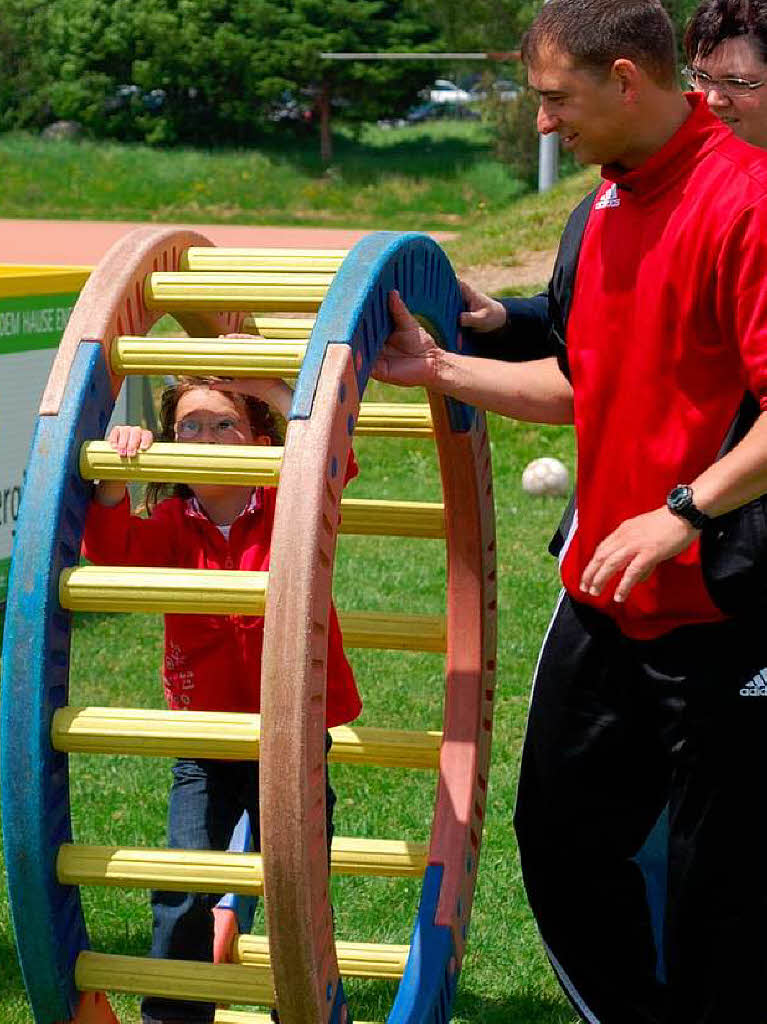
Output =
[
  {"x1": 682, "y1": 66, "x2": 765, "y2": 96},
  {"x1": 174, "y1": 416, "x2": 245, "y2": 441}
]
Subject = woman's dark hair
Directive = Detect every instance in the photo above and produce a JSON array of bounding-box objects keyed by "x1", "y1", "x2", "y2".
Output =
[
  {"x1": 144, "y1": 376, "x2": 284, "y2": 514},
  {"x1": 685, "y1": 0, "x2": 767, "y2": 63},
  {"x1": 522, "y1": 0, "x2": 678, "y2": 88}
]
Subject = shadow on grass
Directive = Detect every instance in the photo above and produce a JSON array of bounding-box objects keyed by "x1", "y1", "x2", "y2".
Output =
[
  {"x1": 249, "y1": 126, "x2": 494, "y2": 184},
  {"x1": 454, "y1": 988, "x2": 574, "y2": 1023}
]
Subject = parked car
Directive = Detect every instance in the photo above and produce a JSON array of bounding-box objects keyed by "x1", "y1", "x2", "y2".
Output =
[
  {"x1": 406, "y1": 101, "x2": 480, "y2": 124},
  {"x1": 427, "y1": 79, "x2": 472, "y2": 104},
  {"x1": 470, "y1": 79, "x2": 521, "y2": 102}
]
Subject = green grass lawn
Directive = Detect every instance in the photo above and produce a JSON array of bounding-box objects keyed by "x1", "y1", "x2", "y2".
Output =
[{"x1": 0, "y1": 122, "x2": 527, "y2": 232}]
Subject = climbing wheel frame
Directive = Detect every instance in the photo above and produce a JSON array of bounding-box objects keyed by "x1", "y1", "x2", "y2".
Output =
[{"x1": 1, "y1": 227, "x2": 497, "y2": 1024}]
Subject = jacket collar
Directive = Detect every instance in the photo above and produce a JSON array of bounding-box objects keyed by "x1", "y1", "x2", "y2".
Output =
[
  {"x1": 184, "y1": 488, "x2": 264, "y2": 524},
  {"x1": 600, "y1": 92, "x2": 730, "y2": 203}
]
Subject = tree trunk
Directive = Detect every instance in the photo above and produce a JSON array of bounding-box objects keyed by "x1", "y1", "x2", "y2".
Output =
[{"x1": 319, "y1": 79, "x2": 332, "y2": 165}]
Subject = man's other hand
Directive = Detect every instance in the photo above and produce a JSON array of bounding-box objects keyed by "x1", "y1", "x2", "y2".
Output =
[{"x1": 459, "y1": 280, "x2": 507, "y2": 333}]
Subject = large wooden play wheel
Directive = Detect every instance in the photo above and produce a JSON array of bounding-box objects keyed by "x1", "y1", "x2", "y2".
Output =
[{"x1": 1, "y1": 227, "x2": 497, "y2": 1024}]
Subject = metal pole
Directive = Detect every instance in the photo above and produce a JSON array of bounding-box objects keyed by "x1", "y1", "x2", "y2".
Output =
[
  {"x1": 538, "y1": 132, "x2": 559, "y2": 192},
  {"x1": 537, "y1": 0, "x2": 559, "y2": 192}
]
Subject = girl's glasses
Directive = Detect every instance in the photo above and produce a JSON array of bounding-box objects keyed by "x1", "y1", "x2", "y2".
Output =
[
  {"x1": 682, "y1": 66, "x2": 765, "y2": 96},
  {"x1": 174, "y1": 417, "x2": 245, "y2": 441}
]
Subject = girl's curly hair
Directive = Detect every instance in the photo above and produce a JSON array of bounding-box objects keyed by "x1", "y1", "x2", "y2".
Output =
[{"x1": 144, "y1": 377, "x2": 284, "y2": 515}]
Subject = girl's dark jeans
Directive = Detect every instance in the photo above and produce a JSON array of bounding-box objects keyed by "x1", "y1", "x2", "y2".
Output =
[{"x1": 141, "y1": 738, "x2": 336, "y2": 1024}]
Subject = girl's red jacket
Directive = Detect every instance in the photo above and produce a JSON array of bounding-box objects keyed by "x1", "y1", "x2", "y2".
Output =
[
  {"x1": 82, "y1": 486, "x2": 362, "y2": 727},
  {"x1": 560, "y1": 94, "x2": 767, "y2": 639}
]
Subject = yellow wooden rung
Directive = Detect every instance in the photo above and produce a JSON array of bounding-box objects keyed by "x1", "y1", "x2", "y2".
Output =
[
  {"x1": 111, "y1": 336, "x2": 307, "y2": 378},
  {"x1": 215, "y1": 1013, "x2": 274, "y2": 1024},
  {"x1": 145, "y1": 272, "x2": 330, "y2": 313},
  {"x1": 58, "y1": 844, "x2": 265, "y2": 896},
  {"x1": 338, "y1": 611, "x2": 446, "y2": 652},
  {"x1": 331, "y1": 836, "x2": 427, "y2": 877},
  {"x1": 182, "y1": 247, "x2": 346, "y2": 273},
  {"x1": 355, "y1": 403, "x2": 433, "y2": 437},
  {"x1": 52, "y1": 707, "x2": 442, "y2": 769},
  {"x1": 243, "y1": 316, "x2": 315, "y2": 339},
  {"x1": 60, "y1": 566, "x2": 268, "y2": 615},
  {"x1": 58, "y1": 836, "x2": 426, "y2": 891},
  {"x1": 80, "y1": 442, "x2": 283, "y2": 486},
  {"x1": 234, "y1": 934, "x2": 409, "y2": 981},
  {"x1": 339, "y1": 498, "x2": 444, "y2": 538},
  {"x1": 329, "y1": 723, "x2": 441, "y2": 768},
  {"x1": 75, "y1": 950, "x2": 274, "y2": 1004}
]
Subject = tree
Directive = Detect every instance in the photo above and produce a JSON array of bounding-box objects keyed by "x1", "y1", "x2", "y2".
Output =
[{"x1": 276, "y1": 0, "x2": 439, "y2": 163}]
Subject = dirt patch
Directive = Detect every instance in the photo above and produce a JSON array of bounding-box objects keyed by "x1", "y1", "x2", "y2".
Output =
[{"x1": 459, "y1": 248, "x2": 556, "y2": 294}]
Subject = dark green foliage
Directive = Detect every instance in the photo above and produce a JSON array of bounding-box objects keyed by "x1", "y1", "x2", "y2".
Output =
[{"x1": 0, "y1": 0, "x2": 438, "y2": 145}]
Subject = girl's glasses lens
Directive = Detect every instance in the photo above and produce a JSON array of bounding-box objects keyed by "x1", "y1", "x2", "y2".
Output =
[{"x1": 174, "y1": 418, "x2": 242, "y2": 440}]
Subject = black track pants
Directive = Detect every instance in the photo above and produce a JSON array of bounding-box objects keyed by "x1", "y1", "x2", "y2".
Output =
[{"x1": 514, "y1": 593, "x2": 767, "y2": 1024}]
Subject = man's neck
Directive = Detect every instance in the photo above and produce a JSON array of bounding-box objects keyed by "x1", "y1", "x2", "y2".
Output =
[{"x1": 615, "y1": 91, "x2": 692, "y2": 171}]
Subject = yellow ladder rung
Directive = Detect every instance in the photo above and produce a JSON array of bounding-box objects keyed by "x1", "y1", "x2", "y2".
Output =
[
  {"x1": 331, "y1": 837, "x2": 427, "y2": 877},
  {"x1": 233, "y1": 934, "x2": 409, "y2": 981},
  {"x1": 52, "y1": 708, "x2": 442, "y2": 769},
  {"x1": 338, "y1": 611, "x2": 446, "y2": 652},
  {"x1": 58, "y1": 845, "x2": 266, "y2": 896},
  {"x1": 80, "y1": 442, "x2": 283, "y2": 486},
  {"x1": 75, "y1": 950, "x2": 273, "y2": 1004},
  {"x1": 145, "y1": 273, "x2": 331, "y2": 313},
  {"x1": 355, "y1": 403, "x2": 433, "y2": 437},
  {"x1": 215, "y1": 1013, "x2": 274, "y2": 1024},
  {"x1": 111, "y1": 336, "x2": 306, "y2": 378},
  {"x1": 182, "y1": 247, "x2": 346, "y2": 273},
  {"x1": 339, "y1": 499, "x2": 444, "y2": 538},
  {"x1": 215, "y1": 1013, "x2": 378, "y2": 1024},
  {"x1": 57, "y1": 837, "x2": 427, "y2": 891},
  {"x1": 243, "y1": 316, "x2": 315, "y2": 339},
  {"x1": 60, "y1": 566, "x2": 268, "y2": 615}
]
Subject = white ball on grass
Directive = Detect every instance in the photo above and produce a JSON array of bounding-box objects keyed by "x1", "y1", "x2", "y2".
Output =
[{"x1": 521, "y1": 457, "x2": 570, "y2": 497}]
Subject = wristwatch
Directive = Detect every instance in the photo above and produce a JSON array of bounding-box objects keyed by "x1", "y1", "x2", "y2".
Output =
[{"x1": 666, "y1": 485, "x2": 710, "y2": 529}]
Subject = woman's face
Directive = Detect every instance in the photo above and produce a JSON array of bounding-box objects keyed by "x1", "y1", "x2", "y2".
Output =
[{"x1": 693, "y1": 35, "x2": 767, "y2": 149}]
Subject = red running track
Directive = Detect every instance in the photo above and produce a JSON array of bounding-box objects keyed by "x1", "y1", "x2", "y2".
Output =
[{"x1": 0, "y1": 218, "x2": 453, "y2": 266}]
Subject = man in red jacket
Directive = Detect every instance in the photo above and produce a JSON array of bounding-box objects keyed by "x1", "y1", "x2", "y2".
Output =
[{"x1": 375, "y1": 1, "x2": 767, "y2": 1021}]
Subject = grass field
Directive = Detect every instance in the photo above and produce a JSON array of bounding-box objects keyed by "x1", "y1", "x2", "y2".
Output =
[
  {"x1": 0, "y1": 127, "x2": 591, "y2": 1022},
  {"x1": 0, "y1": 122, "x2": 527, "y2": 232}
]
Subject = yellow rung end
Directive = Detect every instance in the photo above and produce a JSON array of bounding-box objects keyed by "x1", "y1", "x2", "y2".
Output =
[
  {"x1": 215, "y1": 1012, "x2": 274, "y2": 1024},
  {"x1": 182, "y1": 247, "x2": 346, "y2": 273},
  {"x1": 338, "y1": 611, "x2": 446, "y2": 653},
  {"x1": 75, "y1": 950, "x2": 274, "y2": 1005},
  {"x1": 52, "y1": 707, "x2": 442, "y2": 768},
  {"x1": 329, "y1": 724, "x2": 441, "y2": 769},
  {"x1": 355, "y1": 403, "x2": 433, "y2": 437},
  {"x1": 57, "y1": 844, "x2": 265, "y2": 896},
  {"x1": 80, "y1": 441, "x2": 283, "y2": 486},
  {"x1": 60, "y1": 566, "x2": 268, "y2": 615},
  {"x1": 234, "y1": 934, "x2": 410, "y2": 981},
  {"x1": 111, "y1": 336, "x2": 306, "y2": 378},
  {"x1": 242, "y1": 316, "x2": 315, "y2": 339},
  {"x1": 216, "y1": 1012, "x2": 385, "y2": 1024},
  {"x1": 331, "y1": 837, "x2": 427, "y2": 877},
  {"x1": 339, "y1": 498, "x2": 445, "y2": 539},
  {"x1": 58, "y1": 836, "x2": 425, "y2": 891},
  {"x1": 145, "y1": 272, "x2": 330, "y2": 313}
]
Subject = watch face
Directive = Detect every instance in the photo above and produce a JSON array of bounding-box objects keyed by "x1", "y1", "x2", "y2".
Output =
[{"x1": 667, "y1": 485, "x2": 692, "y2": 513}]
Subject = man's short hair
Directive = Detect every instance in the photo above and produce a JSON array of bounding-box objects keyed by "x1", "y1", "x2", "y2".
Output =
[
  {"x1": 685, "y1": 0, "x2": 767, "y2": 63},
  {"x1": 522, "y1": 0, "x2": 678, "y2": 88}
]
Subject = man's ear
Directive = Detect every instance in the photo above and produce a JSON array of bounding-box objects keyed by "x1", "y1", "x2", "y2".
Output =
[{"x1": 611, "y1": 58, "x2": 642, "y2": 101}]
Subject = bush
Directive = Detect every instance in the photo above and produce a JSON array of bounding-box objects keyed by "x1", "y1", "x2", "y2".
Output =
[{"x1": 482, "y1": 85, "x2": 541, "y2": 186}]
